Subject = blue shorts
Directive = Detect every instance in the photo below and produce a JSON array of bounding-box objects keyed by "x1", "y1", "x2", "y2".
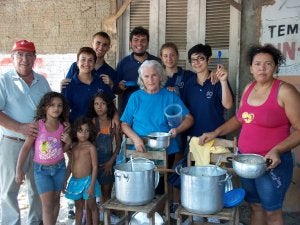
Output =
[
  {"x1": 34, "y1": 159, "x2": 66, "y2": 194},
  {"x1": 65, "y1": 175, "x2": 101, "y2": 201},
  {"x1": 239, "y1": 152, "x2": 293, "y2": 211}
]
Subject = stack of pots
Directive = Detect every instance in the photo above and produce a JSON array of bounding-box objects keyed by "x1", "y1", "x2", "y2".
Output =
[{"x1": 178, "y1": 165, "x2": 229, "y2": 214}]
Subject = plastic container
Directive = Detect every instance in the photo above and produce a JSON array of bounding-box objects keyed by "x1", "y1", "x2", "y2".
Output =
[
  {"x1": 124, "y1": 81, "x2": 137, "y2": 87},
  {"x1": 164, "y1": 104, "x2": 182, "y2": 128},
  {"x1": 224, "y1": 188, "x2": 245, "y2": 208}
]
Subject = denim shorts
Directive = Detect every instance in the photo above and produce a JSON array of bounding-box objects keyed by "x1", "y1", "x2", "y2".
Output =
[
  {"x1": 34, "y1": 159, "x2": 66, "y2": 194},
  {"x1": 239, "y1": 152, "x2": 293, "y2": 211}
]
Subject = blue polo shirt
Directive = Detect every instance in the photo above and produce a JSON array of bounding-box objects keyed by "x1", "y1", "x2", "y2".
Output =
[
  {"x1": 116, "y1": 52, "x2": 161, "y2": 112},
  {"x1": 62, "y1": 71, "x2": 115, "y2": 123},
  {"x1": 164, "y1": 67, "x2": 196, "y2": 98},
  {"x1": 182, "y1": 75, "x2": 233, "y2": 136},
  {"x1": 65, "y1": 61, "x2": 117, "y2": 87},
  {"x1": 121, "y1": 88, "x2": 190, "y2": 154}
]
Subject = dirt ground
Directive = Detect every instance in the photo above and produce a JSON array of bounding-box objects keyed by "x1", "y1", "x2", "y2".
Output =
[{"x1": 9, "y1": 184, "x2": 299, "y2": 225}]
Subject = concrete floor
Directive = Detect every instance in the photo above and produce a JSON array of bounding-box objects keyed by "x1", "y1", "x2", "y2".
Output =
[{"x1": 12, "y1": 184, "x2": 300, "y2": 225}]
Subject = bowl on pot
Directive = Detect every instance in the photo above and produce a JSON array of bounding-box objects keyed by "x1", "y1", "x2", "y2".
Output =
[{"x1": 227, "y1": 154, "x2": 272, "y2": 179}]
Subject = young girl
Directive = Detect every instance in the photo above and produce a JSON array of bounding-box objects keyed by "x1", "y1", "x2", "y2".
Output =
[
  {"x1": 65, "y1": 117, "x2": 100, "y2": 225},
  {"x1": 160, "y1": 42, "x2": 195, "y2": 97},
  {"x1": 15, "y1": 91, "x2": 70, "y2": 225},
  {"x1": 88, "y1": 92, "x2": 121, "y2": 219}
]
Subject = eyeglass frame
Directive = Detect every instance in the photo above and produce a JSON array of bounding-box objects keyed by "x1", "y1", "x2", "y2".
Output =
[
  {"x1": 190, "y1": 55, "x2": 207, "y2": 64},
  {"x1": 12, "y1": 51, "x2": 36, "y2": 59}
]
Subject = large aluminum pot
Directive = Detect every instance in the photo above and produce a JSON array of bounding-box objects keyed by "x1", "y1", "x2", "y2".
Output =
[
  {"x1": 178, "y1": 165, "x2": 228, "y2": 214},
  {"x1": 114, "y1": 162, "x2": 156, "y2": 205},
  {"x1": 146, "y1": 132, "x2": 171, "y2": 149},
  {"x1": 228, "y1": 154, "x2": 272, "y2": 179}
]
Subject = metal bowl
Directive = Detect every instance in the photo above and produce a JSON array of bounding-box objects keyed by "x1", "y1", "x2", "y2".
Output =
[
  {"x1": 230, "y1": 154, "x2": 269, "y2": 179},
  {"x1": 146, "y1": 132, "x2": 171, "y2": 149}
]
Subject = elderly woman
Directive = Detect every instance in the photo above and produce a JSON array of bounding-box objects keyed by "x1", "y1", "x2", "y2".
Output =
[
  {"x1": 199, "y1": 44, "x2": 300, "y2": 225},
  {"x1": 121, "y1": 60, "x2": 194, "y2": 162}
]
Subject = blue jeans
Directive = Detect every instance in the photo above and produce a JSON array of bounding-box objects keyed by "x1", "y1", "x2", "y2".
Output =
[
  {"x1": 240, "y1": 152, "x2": 293, "y2": 211},
  {"x1": 34, "y1": 159, "x2": 66, "y2": 194}
]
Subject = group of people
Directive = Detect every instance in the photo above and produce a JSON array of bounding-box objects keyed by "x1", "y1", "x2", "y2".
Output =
[{"x1": 0, "y1": 25, "x2": 299, "y2": 225}]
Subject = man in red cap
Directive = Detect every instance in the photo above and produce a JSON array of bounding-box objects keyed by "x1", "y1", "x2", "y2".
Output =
[{"x1": 0, "y1": 39, "x2": 51, "y2": 225}]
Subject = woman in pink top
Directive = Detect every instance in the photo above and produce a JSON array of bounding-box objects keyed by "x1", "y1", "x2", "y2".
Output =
[
  {"x1": 199, "y1": 44, "x2": 300, "y2": 225},
  {"x1": 15, "y1": 92, "x2": 71, "y2": 225}
]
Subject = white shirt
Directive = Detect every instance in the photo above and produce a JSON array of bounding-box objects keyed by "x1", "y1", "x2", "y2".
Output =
[{"x1": 0, "y1": 69, "x2": 51, "y2": 139}]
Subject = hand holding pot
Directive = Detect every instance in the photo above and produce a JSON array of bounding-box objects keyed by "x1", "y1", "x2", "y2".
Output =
[{"x1": 265, "y1": 149, "x2": 281, "y2": 169}]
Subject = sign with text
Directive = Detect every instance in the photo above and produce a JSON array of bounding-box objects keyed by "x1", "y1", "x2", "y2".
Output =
[{"x1": 260, "y1": 0, "x2": 300, "y2": 75}]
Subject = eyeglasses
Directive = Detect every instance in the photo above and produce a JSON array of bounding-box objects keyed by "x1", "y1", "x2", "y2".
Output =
[
  {"x1": 191, "y1": 56, "x2": 206, "y2": 64},
  {"x1": 14, "y1": 52, "x2": 35, "y2": 59}
]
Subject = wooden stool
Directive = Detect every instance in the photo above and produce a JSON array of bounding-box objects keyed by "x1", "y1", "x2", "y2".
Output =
[
  {"x1": 175, "y1": 138, "x2": 240, "y2": 225},
  {"x1": 175, "y1": 204, "x2": 239, "y2": 225},
  {"x1": 102, "y1": 138, "x2": 171, "y2": 225}
]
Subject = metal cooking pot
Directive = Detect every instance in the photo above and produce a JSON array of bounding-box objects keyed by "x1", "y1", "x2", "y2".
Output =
[
  {"x1": 114, "y1": 162, "x2": 157, "y2": 205},
  {"x1": 177, "y1": 165, "x2": 229, "y2": 214},
  {"x1": 227, "y1": 154, "x2": 272, "y2": 179},
  {"x1": 146, "y1": 132, "x2": 171, "y2": 149}
]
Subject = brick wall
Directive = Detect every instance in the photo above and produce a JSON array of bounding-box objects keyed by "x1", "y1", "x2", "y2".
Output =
[
  {"x1": 0, "y1": 0, "x2": 113, "y2": 54},
  {"x1": 0, "y1": 0, "x2": 115, "y2": 91}
]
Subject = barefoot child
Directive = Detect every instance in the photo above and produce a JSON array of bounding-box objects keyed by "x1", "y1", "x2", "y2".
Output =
[
  {"x1": 65, "y1": 117, "x2": 100, "y2": 225},
  {"x1": 89, "y1": 92, "x2": 121, "y2": 202},
  {"x1": 88, "y1": 92, "x2": 121, "y2": 221},
  {"x1": 15, "y1": 91, "x2": 70, "y2": 225}
]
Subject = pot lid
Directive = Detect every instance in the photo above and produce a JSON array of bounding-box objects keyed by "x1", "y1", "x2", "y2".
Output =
[
  {"x1": 224, "y1": 188, "x2": 245, "y2": 208},
  {"x1": 129, "y1": 212, "x2": 164, "y2": 225}
]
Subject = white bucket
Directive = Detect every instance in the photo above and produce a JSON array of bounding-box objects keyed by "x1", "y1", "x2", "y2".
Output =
[{"x1": 164, "y1": 104, "x2": 182, "y2": 128}]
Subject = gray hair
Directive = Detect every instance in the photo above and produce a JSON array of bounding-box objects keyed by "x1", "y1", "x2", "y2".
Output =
[{"x1": 137, "y1": 60, "x2": 166, "y2": 90}]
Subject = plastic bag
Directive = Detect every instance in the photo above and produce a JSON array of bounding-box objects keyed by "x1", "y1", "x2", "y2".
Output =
[{"x1": 116, "y1": 136, "x2": 126, "y2": 165}]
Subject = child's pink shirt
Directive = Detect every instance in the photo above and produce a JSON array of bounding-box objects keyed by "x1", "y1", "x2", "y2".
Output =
[{"x1": 33, "y1": 119, "x2": 65, "y2": 164}]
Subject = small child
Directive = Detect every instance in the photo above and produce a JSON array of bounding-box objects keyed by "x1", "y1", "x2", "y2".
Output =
[
  {"x1": 15, "y1": 91, "x2": 70, "y2": 225},
  {"x1": 65, "y1": 117, "x2": 100, "y2": 225},
  {"x1": 88, "y1": 92, "x2": 121, "y2": 204}
]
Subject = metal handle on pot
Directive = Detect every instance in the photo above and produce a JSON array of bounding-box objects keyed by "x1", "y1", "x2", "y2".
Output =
[
  {"x1": 175, "y1": 164, "x2": 183, "y2": 175},
  {"x1": 114, "y1": 171, "x2": 129, "y2": 182},
  {"x1": 226, "y1": 156, "x2": 233, "y2": 163},
  {"x1": 266, "y1": 158, "x2": 273, "y2": 167},
  {"x1": 114, "y1": 171, "x2": 121, "y2": 181},
  {"x1": 219, "y1": 173, "x2": 232, "y2": 185}
]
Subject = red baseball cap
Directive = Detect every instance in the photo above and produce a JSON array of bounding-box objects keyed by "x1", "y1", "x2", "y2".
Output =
[{"x1": 11, "y1": 40, "x2": 36, "y2": 52}]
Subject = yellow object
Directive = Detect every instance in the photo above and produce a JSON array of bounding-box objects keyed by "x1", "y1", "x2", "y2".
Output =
[{"x1": 189, "y1": 137, "x2": 230, "y2": 166}]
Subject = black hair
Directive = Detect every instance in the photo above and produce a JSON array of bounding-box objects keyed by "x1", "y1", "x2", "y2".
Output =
[
  {"x1": 71, "y1": 117, "x2": 96, "y2": 143},
  {"x1": 247, "y1": 44, "x2": 285, "y2": 67},
  {"x1": 92, "y1": 31, "x2": 111, "y2": 45},
  {"x1": 76, "y1": 47, "x2": 97, "y2": 62},
  {"x1": 88, "y1": 92, "x2": 116, "y2": 119},
  {"x1": 130, "y1": 26, "x2": 149, "y2": 42},
  {"x1": 188, "y1": 43, "x2": 212, "y2": 63},
  {"x1": 35, "y1": 91, "x2": 69, "y2": 123}
]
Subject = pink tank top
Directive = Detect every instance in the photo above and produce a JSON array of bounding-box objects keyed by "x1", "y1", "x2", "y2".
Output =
[
  {"x1": 34, "y1": 119, "x2": 65, "y2": 164},
  {"x1": 236, "y1": 79, "x2": 290, "y2": 156}
]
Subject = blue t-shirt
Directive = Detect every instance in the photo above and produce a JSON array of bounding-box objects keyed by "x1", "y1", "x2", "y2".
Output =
[
  {"x1": 120, "y1": 88, "x2": 189, "y2": 154},
  {"x1": 116, "y1": 52, "x2": 161, "y2": 112},
  {"x1": 164, "y1": 67, "x2": 196, "y2": 98},
  {"x1": 182, "y1": 75, "x2": 233, "y2": 136},
  {"x1": 62, "y1": 72, "x2": 115, "y2": 123},
  {"x1": 65, "y1": 61, "x2": 117, "y2": 87}
]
